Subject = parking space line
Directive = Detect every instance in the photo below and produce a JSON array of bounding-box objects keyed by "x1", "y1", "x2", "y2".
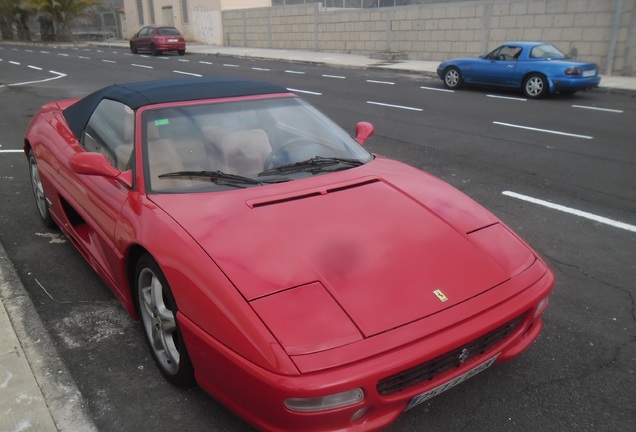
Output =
[
  {"x1": 367, "y1": 101, "x2": 422, "y2": 111},
  {"x1": 572, "y1": 105, "x2": 623, "y2": 113},
  {"x1": 173, "y1": 70, "x2": 202, "y2": 77},
  {"x1": 487, "y1": 94, "x2": 527, "y2": 101},
  {"x1": 420, "y1": 86, "x2": 453, "y2": 93},
  {"x1": 503, "y1": 191, "x2": 636, "y2": 233},
  {"x1": 367, "y1": 79, "x2": 395, "y2": 85},
  {"x1": 493, "y1": 121, "x2": 593, "y2": 139},
  {"x1": 287, "y1": 88, "x2": 322, "y2": 96}
]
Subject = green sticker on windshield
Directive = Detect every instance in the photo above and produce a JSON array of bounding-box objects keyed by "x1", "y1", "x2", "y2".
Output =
[{"x1": 155, "y1": 119, "x2": 170, "y2": 126}]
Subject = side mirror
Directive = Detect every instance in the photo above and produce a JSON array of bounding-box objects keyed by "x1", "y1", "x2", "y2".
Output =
[
  {"x1": 355, "y1": 121, "x2": 375, "y2": 145},
  {"x1": 70, "y1": 152, "x2": 133, "y2": 189}
]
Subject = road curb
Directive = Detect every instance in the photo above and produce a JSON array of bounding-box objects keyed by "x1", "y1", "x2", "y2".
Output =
[{"x1": 0, "y1": 242, "x2": 98, "y2": 432}]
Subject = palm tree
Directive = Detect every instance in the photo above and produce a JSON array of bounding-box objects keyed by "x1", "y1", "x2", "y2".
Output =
[
  {"x1": 31, "y1": 0, "x2": 95, "y2": 41},
  {"x1": 50, "y1": 0, "x2": 95, "y2": 41},
  {"x1": 0, "y1": 0, "x2": 37, "y2": 40}
]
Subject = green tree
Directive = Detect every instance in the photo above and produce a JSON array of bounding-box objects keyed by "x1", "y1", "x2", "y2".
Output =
[
  {"x1": 52, "y1": 0, "x2": 96, "y2": 41},
  {"x1": 0, "y1": 0, "x2": 37, "y2": 40},
  {"x1": 31, "y1": 0, "x2": 95, "y2": 41}
]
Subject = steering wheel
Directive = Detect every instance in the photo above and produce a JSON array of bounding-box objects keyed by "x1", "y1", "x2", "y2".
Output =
[{"x1": 263, "y1": 137, "x2": 333, "y2": 170}]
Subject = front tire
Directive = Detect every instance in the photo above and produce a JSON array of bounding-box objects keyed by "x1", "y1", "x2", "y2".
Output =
[
  {"x1": 130, "y1": 42, "x2": 138, "y2": 54},
  {"x1": 523, "y1": 73, "x2": 548, "y2": 99},
  {"x1": 443, "y1": 67, "x2": 463, "y2": 90},
  {"x1": 28, "y1": 150, "x2": 55, "y2": 228},
  {"x1": 135, "y1": 254, "x2": 194, "y2": 387}
]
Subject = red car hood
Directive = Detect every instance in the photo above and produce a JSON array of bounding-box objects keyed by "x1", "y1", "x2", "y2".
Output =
[{"x1": 150, "y1": 171, "x2": 510, "y2": 338}]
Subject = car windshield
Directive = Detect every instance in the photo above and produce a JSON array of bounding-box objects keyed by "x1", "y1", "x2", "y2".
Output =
[
  {"x1": 157, "y1": 28, "x2": 180, "y2": 36},
  {"x1": 529, "y1": 44, "x2": 567, "y2": 59},
  {"x1": 143, "y1": 96, "x2": 373, "y2": 193}
]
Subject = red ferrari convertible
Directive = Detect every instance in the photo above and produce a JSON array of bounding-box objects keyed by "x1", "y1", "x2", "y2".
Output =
[{"x1": 24, "y1": 77, "x2": 554, "y2": 431}]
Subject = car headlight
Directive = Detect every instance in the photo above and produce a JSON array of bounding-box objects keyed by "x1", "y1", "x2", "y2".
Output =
[
  {"x1": 565, "y1": 67, "x2": 581, "y2": 75},
  {"x1": 285, "y1": 388, "x2": 364, "y2": 412},
  {"x1": 250, "y1": 282, "x2": 362, "y2": 355},
  {"x1": 468, "y1": 223, "x2": 535, "y2": 277}
]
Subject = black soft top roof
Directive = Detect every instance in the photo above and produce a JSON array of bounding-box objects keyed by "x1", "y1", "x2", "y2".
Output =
[{"x1": 63, "y1": 77, "x2": 289, "y2": 140}]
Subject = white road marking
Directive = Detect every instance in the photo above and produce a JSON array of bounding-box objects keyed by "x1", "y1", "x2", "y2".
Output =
[
  {"x1": 572, "y1": 105, "x2": 623, "y2": 113},
  {"x1": 285, "y1": 70, "x2": 305, "y2": 74},
  {"x1": 420, "y1": 86, "x2": 453, "y2": 92},
  {"x1": 102, "y1": 59, "x2": 116, "y2": 63},
  {"x1": 287, "y1": 88, "x2": 322, "y2": 95},
  {"x1": 367, "y1": 101, "x2": 423, "y2": 111},
  {"x1": 493, "y1": 121, "x2": 593, "y2": 139},
  {"x1": 58, "y1": 53, "x2": 69, "y2": 57},
  {"x1": 487, "y1": 94, "x2": 527, "y2": 101},
  {"x1": 322, "y1": 74, "x2": 346, "y2": 79},
  {"x1": 503, "y1": 191, "x2": 636, "y2": 233},
  {"x1": 367, "y1": 79, "x2": 395, "y2": 85},
  {"x1": 28, "y1": 65, "x2": 42, "y2": 70},
  {"x1": 173, "y1": 70, "x2": 202, "y2": 77},
  {"x1": 0, "y1": 70, "x2": 67, "y2": 88},
  {"x1": 78, "y1": 56, "x2": 91, "y2": 59},
  {"x1": 9, "y1": 61, "x2": 20, "y2": 65},
  {"x1": 132, "y1": 64, "x2": 153, "y2": 69},
  {"x1": 0, "y1": 149, "x2": 24, "y2": 153},
  {"x1": 178, "y1": 59, "x2": 189, "y2": 62},
  {"x1": 223, "y1": 64, "x2": 240, "y2": 68},
  {"x1": 252, "y1": 67, "x2": 270, "y2": 71},
  {"x1": 199, "y1": 61, "x2": 213, "y2": 65}
]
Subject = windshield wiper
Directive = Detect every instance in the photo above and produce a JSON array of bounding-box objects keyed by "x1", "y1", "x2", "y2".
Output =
[
  {"x1": 258, "y1": 156, "x2": 364, "y2": 176},
  {"x1": 158, "y1": 170, "x2": 290, "y2": 187}
]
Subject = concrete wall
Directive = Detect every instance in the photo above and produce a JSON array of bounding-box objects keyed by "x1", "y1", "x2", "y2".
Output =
[{"x1": 222, "y1": 0, "x2": 636, "y2": 76}]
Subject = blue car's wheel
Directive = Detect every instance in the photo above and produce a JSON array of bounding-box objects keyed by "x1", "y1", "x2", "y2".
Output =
[
  {"x1": 443, "y1": 67, "x2": 463, "y2": 90},
  {"x1": 523, "y1": 73, "x2": 547, "y2": 99}
]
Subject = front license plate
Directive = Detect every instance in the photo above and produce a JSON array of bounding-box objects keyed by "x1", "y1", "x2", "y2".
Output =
[
  {"x1": 405, "y1": 353, "x2": 500, "y2": 411},
  {"x1": 582, "y1": 70, "x2": 595, "y2": 77}
]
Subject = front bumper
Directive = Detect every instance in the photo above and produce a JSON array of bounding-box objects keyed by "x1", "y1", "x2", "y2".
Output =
[{"x1": 180, "y1": 260, "x2": 554, "y2": 432}]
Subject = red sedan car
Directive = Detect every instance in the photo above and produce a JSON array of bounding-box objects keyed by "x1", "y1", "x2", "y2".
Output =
[
  {"x1": 24, "y1": 77, "x2": 554, "y2": 431},
  {"x1": 130, "y1": 25, "x2": 186, "y2": 56}
]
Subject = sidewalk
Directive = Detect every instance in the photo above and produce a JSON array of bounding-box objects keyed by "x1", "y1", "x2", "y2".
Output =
[
  {"x1": 1, "y1": 40, "x2": 634, "y2": 432},
  {"x1": 0, "y1": 242, "x2": 97, "y2": 432}
]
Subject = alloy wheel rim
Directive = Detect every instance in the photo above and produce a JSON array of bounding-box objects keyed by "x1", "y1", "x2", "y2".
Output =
[
  {"x1": 446, "y1": 70, "x2": 458, "y2": 87},
  {"x1": 138, "y1": 268, "x2": 180, "y2": 374},
  {"x1": 30, "y1": 158, "x2": 47, "y2": 219},
  {"x1": 527, "y1": 78, "x2": 543, "y2": 96}
]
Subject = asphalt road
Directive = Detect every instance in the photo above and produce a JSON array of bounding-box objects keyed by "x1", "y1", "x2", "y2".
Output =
[{"x1": 1, "y1": 44, "x2": 635, "y2": 432}]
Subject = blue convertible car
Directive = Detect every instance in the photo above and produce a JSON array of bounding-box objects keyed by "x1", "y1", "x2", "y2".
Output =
[{"x1": 437, "y1": 42, "x2": 601, "y2": 98}]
